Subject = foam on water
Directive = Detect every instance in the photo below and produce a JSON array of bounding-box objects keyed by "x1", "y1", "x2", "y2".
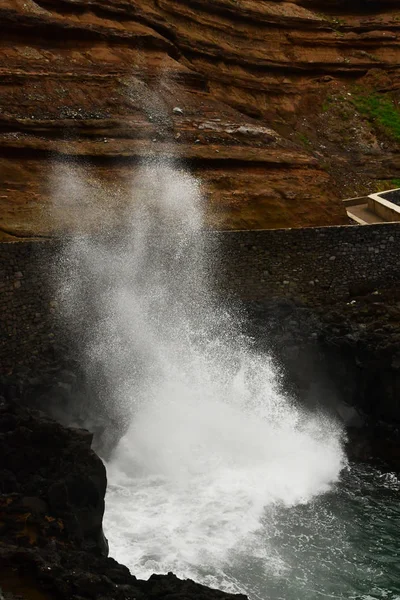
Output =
[{"x1": 55, "y1": 160, "x2": 346, "y2": 594}]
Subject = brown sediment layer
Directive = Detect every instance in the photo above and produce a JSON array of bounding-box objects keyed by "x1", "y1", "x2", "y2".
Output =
[{"x1": 3, "y1": 0, "x2": 400, "y2": 238}]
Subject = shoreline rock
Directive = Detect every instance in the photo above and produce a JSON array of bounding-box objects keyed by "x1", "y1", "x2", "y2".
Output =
[
  {"x1": 0, "y1": 398, "x2": 247, "y2": 600},
  {"x1": 0, "y1": 398, "x2": 108, "y2": 557},
  {"x1": 246, "y1": 293, "x2": 400, "y2": 471},
  {"x1": 1, "y1": 290, "x2": 400, "y2": 597}
]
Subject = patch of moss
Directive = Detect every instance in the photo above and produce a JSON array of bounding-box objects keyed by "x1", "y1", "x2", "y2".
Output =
[
  {"x1": 318, "y1": 14, "x2": 345, "y2": 30},
  {"x1": 352, "y1": 93, "x2": 400, "y2": 142},
  {"x1": 374, "y1": 179, "x2": 400, "y2": 192},
  {"x1": 352, "y1": 50, "x2": 380, "y2": 62},
  {"x1": 322, "y1": 95, "x2": 333, "y2": 112},
  {"x1": 297, "y1": 132, "x2": 311, "y2": 147}
]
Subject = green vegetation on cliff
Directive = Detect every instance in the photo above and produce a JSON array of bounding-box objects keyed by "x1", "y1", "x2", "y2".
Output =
[{"x1": 352, "y1": 94, "x2": 400, "y2": 142}]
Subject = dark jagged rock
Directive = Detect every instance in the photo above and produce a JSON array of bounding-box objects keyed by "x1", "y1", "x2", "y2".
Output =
[
  {"x1": 0, "y1": 398, "x2": 247, "y2": 600},
  {"x1": 0, "y1": 359, "x2": 127, "y2": 460},
  {"x1": 0, "y1": 397, "x2": 108, "y2": 557}
]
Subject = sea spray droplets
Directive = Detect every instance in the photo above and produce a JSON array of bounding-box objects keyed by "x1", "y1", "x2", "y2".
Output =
[{"x1": 55, "y1": 160, "x2": 345, "y2": 591}]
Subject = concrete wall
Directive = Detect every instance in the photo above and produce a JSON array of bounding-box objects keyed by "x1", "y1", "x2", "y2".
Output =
[
  {"x1": 1, "y1": 223, "x2": 400, "y2": 372},
  {"x1": 342, "y1": 196, "x2": 370, "y2": 207},
  {"x1": 216, "y1": 223, "x2": 400, "y2": 302},
  {"x1": 368, "y1": 194, "x2": 400, "y2": 223}
]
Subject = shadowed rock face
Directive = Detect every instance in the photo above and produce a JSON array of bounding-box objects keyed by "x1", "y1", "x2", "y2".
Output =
[
  {"x1": 245, "y1": 292, "x2": 400, "y2": 471},
  {"x1": 0, "y1": 398, "x2": 247, "y2": 600},
  {"x1": 0, "y1": 398, "x2": 108, "y2": 557},
  {"x1": 2, "y1": 0, "x2": 400, "y2": 238}
]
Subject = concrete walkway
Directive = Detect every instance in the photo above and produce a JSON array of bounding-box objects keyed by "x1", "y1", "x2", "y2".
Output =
[
  {"x1": 344, "y1": 188, "x2": 400, "y2": 224},
  {"x1": 347, "y1": 203, "x2": 385, "y2": 225}
]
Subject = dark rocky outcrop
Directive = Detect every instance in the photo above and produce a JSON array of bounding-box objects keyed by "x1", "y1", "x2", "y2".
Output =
[
  {"x1": 0, "y1": 359, "x2": 126, "y2": 460},
  {"x1": 0, "y1": 397, "x2": 246, "y2": 600},
  {"x1": 246, "y1": 291, "x2": 400, "y2": 470},
  {"x1": 0, "y1": 397, "x2": 108, "y2": 557},
  {"x1": 1, "y1": 291, "x2": 399, "y2": 597}
]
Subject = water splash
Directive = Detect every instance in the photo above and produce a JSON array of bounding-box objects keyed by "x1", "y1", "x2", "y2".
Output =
[{"x1": 55, "y1": 159, "x2": 346, "y2": 594}]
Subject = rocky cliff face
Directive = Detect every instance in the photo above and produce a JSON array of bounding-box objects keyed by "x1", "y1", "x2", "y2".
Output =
[{"x1": 1, "y1": 0, "x2": 400, "y2": 238}]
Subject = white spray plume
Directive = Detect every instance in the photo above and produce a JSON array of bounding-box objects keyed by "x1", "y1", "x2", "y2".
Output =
[{"x1": 54, "y1": 159, "x2": 346, "y2": 595}]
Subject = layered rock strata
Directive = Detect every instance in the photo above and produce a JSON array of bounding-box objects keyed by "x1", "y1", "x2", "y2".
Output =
[{"x1": 7, "y1": 0, "x2": 400, "y2": 237}]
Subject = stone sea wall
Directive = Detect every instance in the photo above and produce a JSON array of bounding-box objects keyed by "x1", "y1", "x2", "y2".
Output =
[
  {"x1": 217, "y1": 223, "x2": 400, "y2": 302},
  {"x1": 1, "y1": 223, "x2": 400, "y2": 371},
  {"x1": 0, "y1": 241, "x2": 58, "y2": 373}
]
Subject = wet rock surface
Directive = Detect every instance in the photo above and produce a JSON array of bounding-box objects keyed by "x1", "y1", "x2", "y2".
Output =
[
  {"x1": 0, "y1": 397, "x2": 247, "y2": 600},
  {"x1": 246, "y1": 291, "x2": 400, "y2": 470},
  {"x1": 0, "y1": 397, "x2": 108, "y2": 557},
  {"x1": 0, "y1": 349, "x2": 128, "y2": 461},
  {"x1": 1, "y1": 292, "x2": 400, "y2": 596}
]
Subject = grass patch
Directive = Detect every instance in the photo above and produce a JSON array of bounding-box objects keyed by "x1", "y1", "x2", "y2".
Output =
[
  {"x1": 297, "y1": 132, "x2": 312, "y2": 147},
  {"x1": 352, "y1": 93, "x2": 400, "y2": 141},
  {"x1": 322, "y1": 96, "x2": 333, "y2": 112},
  {"x1": 375, "y1": 179, "x2": 400, "y2": 192},
  {"x1": 322, "y1": 94, "x2": 347, "y2": 112}
]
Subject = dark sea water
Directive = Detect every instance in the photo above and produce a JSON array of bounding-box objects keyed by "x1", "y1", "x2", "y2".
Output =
[
  {"x1": 106, "y1": 461, "x2": 400, "y2": 600},
  {"x1": 224, "y1": 463, "x2": 400, "y2": 600}
]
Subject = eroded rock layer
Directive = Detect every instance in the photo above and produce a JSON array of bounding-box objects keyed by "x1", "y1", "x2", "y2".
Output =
[{"x1": 2, "y1": 0, "x2": 400, "y2": 237}]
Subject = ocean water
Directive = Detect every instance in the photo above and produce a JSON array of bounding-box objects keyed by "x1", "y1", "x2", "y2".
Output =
[{"x1": 105, "y1": 462, "x2": 400, "y2": 600}]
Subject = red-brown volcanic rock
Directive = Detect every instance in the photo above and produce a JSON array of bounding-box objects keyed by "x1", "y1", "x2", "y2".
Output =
[{"x1": 2, "y1": 0, "x2": 400, "y2": 238}]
